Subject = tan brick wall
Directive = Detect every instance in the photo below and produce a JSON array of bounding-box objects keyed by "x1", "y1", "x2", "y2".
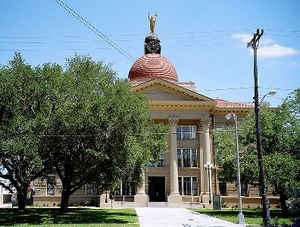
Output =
[
  {"x1": 33, "y1": 195, "x2": 98, "y2": 207},
  {"x1": 221, "y1": 196, "x2": 280, "y2": 209}
]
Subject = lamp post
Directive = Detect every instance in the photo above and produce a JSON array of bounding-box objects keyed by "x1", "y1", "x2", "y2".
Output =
[
  {"x1": 225, "y1": 113, "x2": 245, "y2": 224},
  {"x1": 204, "y1": 163, "x2": 213, "y2": 204},
  {"x1": 260, "y1": 90, "x2": 277, "y2": 105}
]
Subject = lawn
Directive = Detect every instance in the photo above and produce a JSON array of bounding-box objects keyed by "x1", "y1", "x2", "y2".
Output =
[
  {"x1": 0, "y1": 208, "x2": 139, "y2": 227},
  {"x1": 191, "y1": 208, "x2": 300, "y2": 225}
]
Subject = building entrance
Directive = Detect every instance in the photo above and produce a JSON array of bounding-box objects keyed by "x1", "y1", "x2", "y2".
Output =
[{"x1": 148, "y1": 176, "x2": 165, "y2": 202}]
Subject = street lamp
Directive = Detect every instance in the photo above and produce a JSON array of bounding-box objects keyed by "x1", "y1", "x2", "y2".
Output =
[
  {"x1": 204, "y1": 163, "x2": 213, "y2": 204},
  {"x1": 225, "y1": 113, "x2": 245, "y2": 224},
  {"x1": 260, "y1": 90, "x2": 277, "y2": 105}
]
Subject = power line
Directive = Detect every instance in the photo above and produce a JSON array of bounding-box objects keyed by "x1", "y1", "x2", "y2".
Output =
[
  {"x1": 55, "y1": 0, "x2": 134, "y2": 61},
  {"x1": 198, "y1": 87, "x2": 296, "y2": 92}
]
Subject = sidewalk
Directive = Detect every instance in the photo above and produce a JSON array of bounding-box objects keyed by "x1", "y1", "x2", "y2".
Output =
[
  {"x1": 0, "y1": 203, "x2": 12, "y2": 208},
  {"x1": 136, "y1": 208, "x2": 245, "y2": 227}
]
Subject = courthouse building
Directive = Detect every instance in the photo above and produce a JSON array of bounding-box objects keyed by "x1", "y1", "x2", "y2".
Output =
[{"x1": 32, "y1": 26, "x2": 279, "y2": 209}]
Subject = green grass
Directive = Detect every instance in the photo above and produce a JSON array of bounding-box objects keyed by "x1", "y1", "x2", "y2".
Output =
[
  {"x1": 191, "y1": 208, "x2": 300, "y2": 225},
  {"x1": 0, "y1": 208, "x2": 139, "y2": 227}
]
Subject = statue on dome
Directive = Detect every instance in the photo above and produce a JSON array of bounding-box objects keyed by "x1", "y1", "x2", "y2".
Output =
[{"x1": 148, "y1": 13, "x2": 158, "y2": 33}]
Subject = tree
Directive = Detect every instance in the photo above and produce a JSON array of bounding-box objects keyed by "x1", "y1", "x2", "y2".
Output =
[
  {"x1": 0, "y1": 53, "x2": 61, "y2": 210},
  {"x1": 40, "y1": 55, "x2": 167, "y2": 211},
  {"x1": 215, "y1": 89, "x2": 300, "y2": 215},
  {"x1": 0, "y1": 54, "x2": 167, "y2": 211}
]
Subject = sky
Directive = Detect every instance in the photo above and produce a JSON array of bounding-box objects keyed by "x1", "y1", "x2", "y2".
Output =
[{"x1": 1, "y1": 0, "x2": 300, "y2": 106}]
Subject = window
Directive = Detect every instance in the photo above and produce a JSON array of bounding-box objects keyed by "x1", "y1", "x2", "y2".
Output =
[
  {"x1": 192, "y1": 177, "x2": 198, "y2": 196},
  {"x1": 177, "y1": 149, "x2": 182, "y2": 167},
  {"x1": 86, "y1": 184, "x2": 94, "y2": 195},
  {"x1": 178, "y1": 177, "x2": 182, "y2": 195},
  {"x1": 183, "y1": 177, "x2": 191, "y2": 195},
  {"x1": 241, "y1": 183, "x2": 248, "y2": 196},
  {"x1": 219, "y1": 181, "x2": 227, "y2": 196},
  {"x1": 148, "y1": 153, "x2": 165, "y2": 167},
  {"x1": 177, "y1": 148, "x2": 198, "y2": 167},
  {"x1": 192, "y1": 149, "x2": 198, "y2": 167},
  {"x1": 177, "y1": 125, "x2": 196, "y2": 140},
  {"x1": 116, "y1": 180, "x2": 136, "y2": 196},
  {"x1": 47, "y1": 176, "x2": 55, "y2": 195},
  {"x1": 183, "y1": 149, "x2": 191, "y2": 167},
  {"x1": 178, "y1": 176, "x2": 198, "y2": 196}
]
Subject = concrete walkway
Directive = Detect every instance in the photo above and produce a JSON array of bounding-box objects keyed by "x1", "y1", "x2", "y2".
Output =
[{"x1": 136, "y1": 208, "x2": 245, "y2": 227}]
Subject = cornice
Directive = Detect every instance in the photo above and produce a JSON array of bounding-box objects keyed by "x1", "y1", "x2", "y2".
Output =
[
  {"x1": 131, "y1": 78, "x2": 215, "y2": 103},
  {"x1": 148, "y1": 100, "x2": 215, "y2": 111}
]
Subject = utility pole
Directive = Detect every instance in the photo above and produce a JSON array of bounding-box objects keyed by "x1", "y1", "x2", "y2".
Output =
[{"x1": 247, "y1": 29, "x2": 271, "y2": 227}]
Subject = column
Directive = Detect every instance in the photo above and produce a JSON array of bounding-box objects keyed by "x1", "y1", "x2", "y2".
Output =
[
  {"x1": 134, "y1": 170, "x2": 148, "y2": 206},
  {"x1": 198, "y1": 121, "x2": 205, "y2": 195},
  {"x1": 201, "y1": 115, "x2": 212, "y2": 204},
  {"x1": 168, "y1": 117, "x2": 182, "y2": 204}
]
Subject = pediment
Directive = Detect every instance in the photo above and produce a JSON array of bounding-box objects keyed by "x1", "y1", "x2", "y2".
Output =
[{"x1": 131, "y1": 78, "x2": 215, "y2": 103}]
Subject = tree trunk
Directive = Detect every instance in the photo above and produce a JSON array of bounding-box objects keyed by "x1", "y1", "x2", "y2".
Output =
[
  {"x1": 279, "y1": 191, "x2": 288, "y2": 217},
  {"x1": 17, "y1": 186, "x2": 28, "y2": 211},
  {"x1": 60, "y1": 186, "x2": 71, "y2": 212}
]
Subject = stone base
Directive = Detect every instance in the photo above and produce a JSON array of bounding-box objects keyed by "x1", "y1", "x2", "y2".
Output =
[
  {"x1": 134, "y1": 193, "x2": 148, "y2": 206},
  {"x1": 99, "y1": 193, "x2": 112, "y2": 208},
  {"x1": 201, "y1": 194, "x2": 213, "y2": 208},
  {"x1": 201, "y1": 194, "x2": 210, "y2": 203},
  {"x1": 168, "y1": 193, "x2": 182, "y2": 204}
]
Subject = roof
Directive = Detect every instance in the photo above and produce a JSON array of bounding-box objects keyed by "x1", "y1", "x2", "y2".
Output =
[{"x1": 128, "y1": 54, "x2": 178, "y2": 81}]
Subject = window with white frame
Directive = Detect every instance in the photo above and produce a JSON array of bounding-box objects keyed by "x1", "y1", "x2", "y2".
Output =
[
  {"x1": 177, "y1": 148, "x2": 198, "y2": 167},
  {"x1": 178, "y1": 177, "x2": 198, "y2": 196},
  {"x1": 148, "y1": 153, "x2": 165, "y2": 167},
  {"x1": 114, "y1": 180, "x2": 136, "y2": 196},
  {"x1": 47, "y1": 176, "x2": 55, "y2": 195},
  {"x1": 176, "y1": 125, "x2": 196, "y2": 140}
]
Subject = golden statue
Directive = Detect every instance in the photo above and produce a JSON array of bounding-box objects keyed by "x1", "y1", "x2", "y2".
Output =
[{"x1": 148, "y1": 13, "x2": 158, "y2": 33}]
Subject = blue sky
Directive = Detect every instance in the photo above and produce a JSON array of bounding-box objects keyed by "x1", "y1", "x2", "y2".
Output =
[{"x1": 1, "y1": 0, "x2": 299, "y2": 106}]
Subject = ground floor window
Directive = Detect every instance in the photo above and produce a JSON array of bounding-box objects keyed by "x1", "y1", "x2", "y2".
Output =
[
  {"x1": 47, "y1": 176, "x2": 55, "y2": 195},
  {"x1": 86, "y1": 183, "x2": 94, "y2": 195},
  {"x1": 219, "y1": 181, "x2": 227, "y2": 196},
  {"x1": 177, "y1": 148, "x2": 198, "y2": 167},
  {"x1": 241, "y1": 182, "x2": 248, "y2": 196},
  {"x1": 114, "y1": 180, "x2": 136, "y2": 196},
  {"x1": 178, "y1": 176, "x2": 198, "y2": 196}
]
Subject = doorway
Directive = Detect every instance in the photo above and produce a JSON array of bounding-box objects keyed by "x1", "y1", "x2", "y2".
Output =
[{"x1": 148, "y1": 176, "x2": 165, "y2": 202}]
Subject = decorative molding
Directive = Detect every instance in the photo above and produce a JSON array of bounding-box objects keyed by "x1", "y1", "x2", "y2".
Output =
[
  {"x1": 132, "y1": 78, "x2": 215, "y2": 103},
  {"x1": 168, "y1": 116, "x2": 179, "y2": 127}
]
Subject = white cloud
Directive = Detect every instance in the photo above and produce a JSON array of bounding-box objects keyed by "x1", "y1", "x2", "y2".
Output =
[
  {"x1": 232, "y1": 33, "x2": 299, "y2": 58},
  {"x1": 258, "y1": 44, "x2": 299, "y2": 58}
]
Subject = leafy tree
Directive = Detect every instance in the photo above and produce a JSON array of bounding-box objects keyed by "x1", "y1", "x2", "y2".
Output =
[
  {"x1": 0, "y1": 53, "x2": 61, "y2": 210},
  {"x1": 0, "y1": 54, "x2": 167, "y2": 212},
  {"x1": 40, "y1": 55, "x2": 167, "y2": 211},
  {"x1": 264, "y1": 153, "x2": 299, "y2": 216},
  {"x1": 215, "y1": 89, "x2": 299, "y2": 215}
]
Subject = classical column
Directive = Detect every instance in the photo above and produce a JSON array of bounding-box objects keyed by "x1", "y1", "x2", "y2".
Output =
[
  {"x1": 198, "y1": 121, "x2": 205, "y2": 195},
  {"x1": 136, "y1": 171, "x2": 146, "y2": 194},
  {"x1": 201, "y1": 115, "x2": 213, "y2": 204},
  {"x1": 134, "y1": 170, "x2": 148, "y2": 206},
  {"x1": 203, "y1": 119, "x2": 211, "y2": 166},
  {"x1": 168, "y1": 117, "x2": 182, "y2": 204}
]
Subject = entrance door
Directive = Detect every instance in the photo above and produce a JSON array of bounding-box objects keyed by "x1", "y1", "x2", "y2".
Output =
[{"x1": 148, "y1": 176, "x2": 165, "y2": 202}]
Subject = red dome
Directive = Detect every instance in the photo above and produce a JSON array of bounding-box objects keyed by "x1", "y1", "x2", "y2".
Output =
[{"x1": 128, "y1": 54, "x2": 178, "y2": 81}]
